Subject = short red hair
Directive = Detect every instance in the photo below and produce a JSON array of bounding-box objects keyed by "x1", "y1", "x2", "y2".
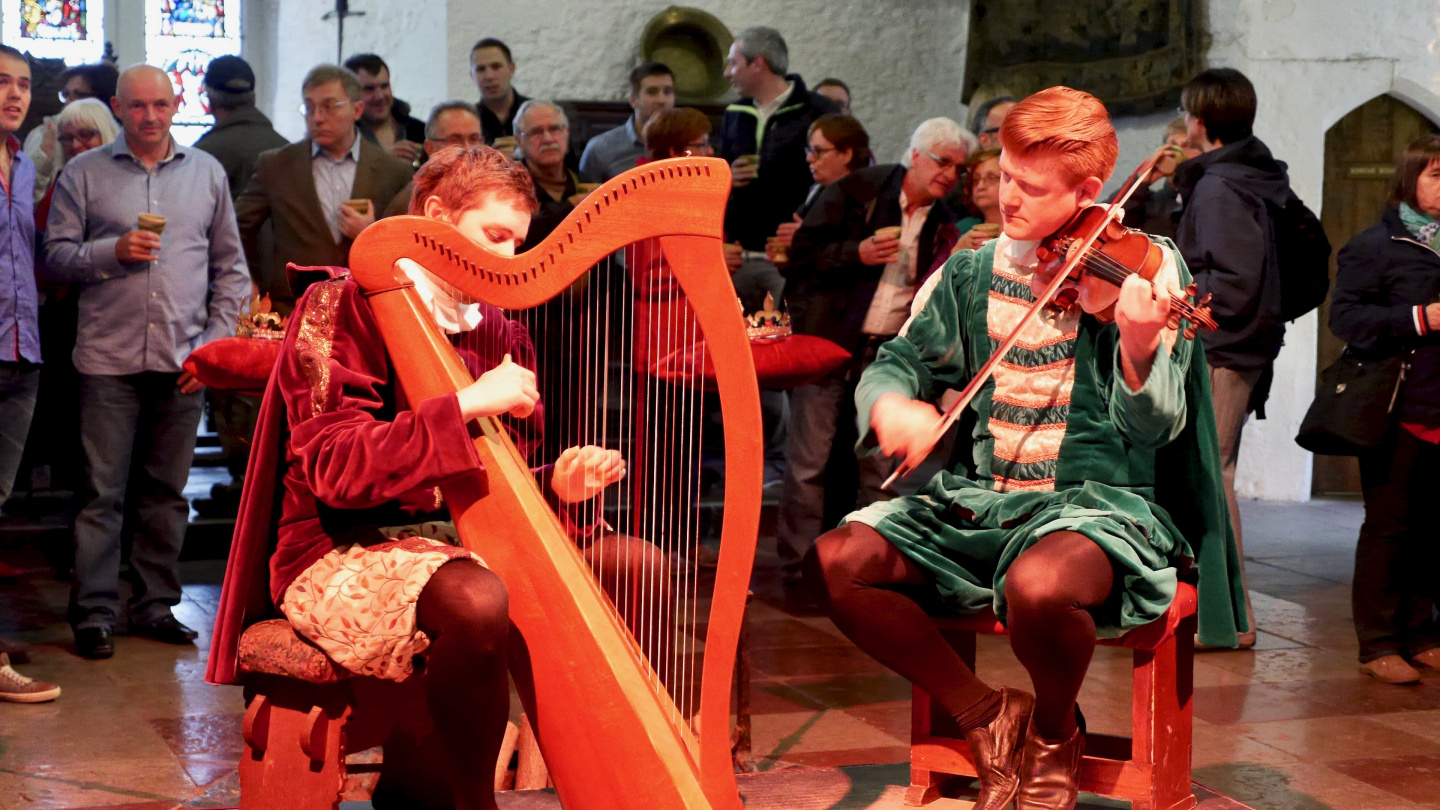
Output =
[
  {"x1": 407, "y1": 145, "x2": 539, "y2": 217},
  {"x1": 999, "y1": 87, "x2": 1118, "y2": 185}
]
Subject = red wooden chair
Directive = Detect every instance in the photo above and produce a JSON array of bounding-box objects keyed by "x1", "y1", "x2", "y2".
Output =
[{"x1": 907, "y1": 582, "x2": 1198, "y2": 810}]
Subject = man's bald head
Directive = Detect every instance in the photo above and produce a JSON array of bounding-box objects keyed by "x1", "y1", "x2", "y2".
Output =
[
  {"x1": 116, "y1": 64, "x2": 173, "y2": 102},
  {"x1": 113, "y1": 64, "x2": 177, "y2": 155}
]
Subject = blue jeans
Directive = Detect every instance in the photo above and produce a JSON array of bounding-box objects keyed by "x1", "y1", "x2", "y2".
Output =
[
  {"x1": 0, "y1": 362, "x2": 39, "y2": 507},
  {"x1": 71, "y1": 372, "x2": 202, "y2": 630}
]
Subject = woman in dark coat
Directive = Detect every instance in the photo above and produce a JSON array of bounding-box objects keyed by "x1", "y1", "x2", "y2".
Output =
[{"x1": 1329, "y1": 132, "x2": 1440, "y2": 685}]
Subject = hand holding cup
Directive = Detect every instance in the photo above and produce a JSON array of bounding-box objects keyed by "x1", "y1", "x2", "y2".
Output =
[
  {"x1": 861, "y1": 225, "x2": 902, "y2": 266},
  {"x1": 731, "y1": 154, "x2": 759, "y2": 187}
]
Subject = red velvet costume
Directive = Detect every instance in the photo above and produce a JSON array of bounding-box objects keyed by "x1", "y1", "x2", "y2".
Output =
[{"x1": 206, "y1": 266, "x2": 548, "y2": 685}]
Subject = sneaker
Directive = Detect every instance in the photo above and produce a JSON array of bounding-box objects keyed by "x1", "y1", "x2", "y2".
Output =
[{"x1": 0, "y1": 653, "x2": 61, "y2": 703}]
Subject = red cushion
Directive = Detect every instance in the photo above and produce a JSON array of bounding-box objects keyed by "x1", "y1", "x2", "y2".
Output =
[
  {"x1": 651, "y1": 335, "x2": 852, "y2": 391},
  {"x1": 182, "y1": 337, "x2": 282, "y2": 395},
  {"x1": 237, "y1": 619, "x2": 348, "y2": 683}
]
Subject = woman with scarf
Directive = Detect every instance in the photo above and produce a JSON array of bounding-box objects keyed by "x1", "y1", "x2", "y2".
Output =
[{"x1": 1330, "y1": 132, "x2": 1440, "y2": 685}]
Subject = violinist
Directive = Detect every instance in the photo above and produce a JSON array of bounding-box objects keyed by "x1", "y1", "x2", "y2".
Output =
[{"x1": 805, "y1": 87, "x2": 1246, "y2": 810}]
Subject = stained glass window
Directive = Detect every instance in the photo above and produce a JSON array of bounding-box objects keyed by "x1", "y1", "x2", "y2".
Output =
[
  {"x1": 2, "y1": 0, "x2": 106, "y2": 64},
  {"x1": 146, "y1": 0, "x2": 241, "y2": 145}
]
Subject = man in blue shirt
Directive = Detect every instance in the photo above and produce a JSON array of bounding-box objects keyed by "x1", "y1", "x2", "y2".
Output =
[
  {"x1": 0, "y1": 44, "x2": 62, "y2": 703},
  {"x1": 578, "y1": 62, "x2": 675, "y2": 183},
  {"x1": 43, "y1": 65, "x2": 250, "y2": 660}
]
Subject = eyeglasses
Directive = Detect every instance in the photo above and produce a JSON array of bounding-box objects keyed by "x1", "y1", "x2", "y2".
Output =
[
  {"x1": 806, "y1": 145, "x2": 838, "y2": 157},
  {"x1": 972, "y1": 172, "x2": 1001, "y2": 187},
  {"x1": 685, "y1": 139, "x2": 712, "y2": 155},
  {"x1": 926, "y1": 152, "x2": 962, "y2": 172},
  {"x1": 519, "y1": 123, "x2": 568, "y2": 140},
  {"x1": 300, "y1": 99, "x2": 355, "y2": 118},
  {"x1": 59, "y1": 89, "x2": 92, "y2": 104},
  {"x1": 58, "y1": 128, "x2": 100, "y2": 144}
]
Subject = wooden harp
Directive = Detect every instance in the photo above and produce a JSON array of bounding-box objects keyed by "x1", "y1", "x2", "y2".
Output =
[{"x1": 347, "y1": 157, "x2": 761, "y2": 810}]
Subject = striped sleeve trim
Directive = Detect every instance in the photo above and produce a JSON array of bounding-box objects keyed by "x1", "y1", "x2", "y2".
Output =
[{"x1": 1416, "y1": 305, "x2": 1429, "y2": 336}]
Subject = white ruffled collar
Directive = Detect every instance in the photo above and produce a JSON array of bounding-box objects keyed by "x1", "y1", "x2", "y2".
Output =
[{"x1": 395, "y1": 257, "x2": 483, "y2": 334}]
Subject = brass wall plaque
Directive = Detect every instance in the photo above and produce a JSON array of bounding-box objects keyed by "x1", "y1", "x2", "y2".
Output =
[{"x1": 1345, "y1": 164, "x2": 1398, "y2": 179}]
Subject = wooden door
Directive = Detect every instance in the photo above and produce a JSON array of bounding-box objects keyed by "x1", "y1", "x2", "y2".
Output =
[{"x1": 1313, "y1": 96, "x2": 1438, "y2": 495}]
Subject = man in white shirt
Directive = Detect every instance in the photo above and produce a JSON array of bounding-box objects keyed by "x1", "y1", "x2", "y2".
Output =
[{"x1": 777, "y1": 117, "x2": 967, "y2": 588}]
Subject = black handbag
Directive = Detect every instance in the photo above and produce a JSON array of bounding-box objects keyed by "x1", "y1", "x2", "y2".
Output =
[{"x1": 1295, "y1": 348, "x2": 1413, "y2": 455}]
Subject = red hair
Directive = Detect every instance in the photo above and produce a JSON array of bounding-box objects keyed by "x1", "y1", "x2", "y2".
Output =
[
  {"x1": 407, "y1": 145, "x2": 539, "y2": 217},
  {"x1": 999, "y1": 87, "x2": 1118, "y2": 185}
]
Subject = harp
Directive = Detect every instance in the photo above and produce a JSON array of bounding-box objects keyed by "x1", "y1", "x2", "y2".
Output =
[{"x1": 347, "y1": 157, "x2": 760, "y2": 810}]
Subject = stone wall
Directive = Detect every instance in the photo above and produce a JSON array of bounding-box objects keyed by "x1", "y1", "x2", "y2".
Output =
[{"x1": 442, "y1": 0, "x2": 970, "y2": 162}]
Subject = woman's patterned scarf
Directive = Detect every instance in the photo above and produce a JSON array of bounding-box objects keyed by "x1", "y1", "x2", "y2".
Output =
[{"x1": 1399, "y1": 202, "x2": 1440, "y2": 251}]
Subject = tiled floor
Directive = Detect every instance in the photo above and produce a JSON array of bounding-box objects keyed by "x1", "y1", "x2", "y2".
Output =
[{"x1": 2, "y1": 497, "x2": 1438, "y2": 809}]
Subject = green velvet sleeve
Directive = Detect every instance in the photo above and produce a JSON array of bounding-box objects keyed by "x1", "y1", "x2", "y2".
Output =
[
  {"x1": 1106, "y1": 240, "x2": 1197, "y2": 450},
  {"x1": 1107, "y1": 336, "x2": 1190, "y2": 449},
  {"x1": 854, "y1": 250, "x2": 979, "y2": 444}
]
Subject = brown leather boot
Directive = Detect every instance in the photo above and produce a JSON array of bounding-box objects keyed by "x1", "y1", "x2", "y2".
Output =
[
  {"x1": 964, "y1": 687, "x2": 1035, "y2": 810},
  {"x1": 1016, "y1": 722, "x2": 1084, "y2": 810}
]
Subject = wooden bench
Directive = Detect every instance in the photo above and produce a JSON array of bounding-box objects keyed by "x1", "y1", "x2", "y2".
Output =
[{"x1": 908, "y1": 582, "x2": 1198, "y2": 810}]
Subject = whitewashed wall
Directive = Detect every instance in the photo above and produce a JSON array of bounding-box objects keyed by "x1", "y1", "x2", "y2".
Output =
[
  {"x1": 250, "y1": 0, "x2": 452, "y2": 143},
  {"x1": 442, "y1": 0, "x2": 969, "y2": 162}
]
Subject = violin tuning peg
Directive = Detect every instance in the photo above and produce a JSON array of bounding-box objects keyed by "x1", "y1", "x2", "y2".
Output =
[
  {"x1": 1184, "y1": 282, "x2": 1198, "y2": 298},
  {"x1": 1183, "y1": 325, "x2": 1197, "y2": 340},
  {"x1": 1167, "y1": 314, "x2": 1181, "y2": 329},
  {"x1": 1198, "y1": 293, "x2": 1213, "y2": 306}
]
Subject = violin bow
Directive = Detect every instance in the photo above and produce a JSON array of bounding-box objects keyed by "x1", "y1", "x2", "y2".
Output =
[{"x1": 880, "y1": 154, "x2": 1161, "y2": 489}]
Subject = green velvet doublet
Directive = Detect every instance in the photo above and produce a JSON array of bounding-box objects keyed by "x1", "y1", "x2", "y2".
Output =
[{"x1": 848, "y1": 239, "x2": 1250, "y2": 648}]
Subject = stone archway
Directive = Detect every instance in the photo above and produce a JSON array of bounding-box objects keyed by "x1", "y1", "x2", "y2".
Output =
[{"x1": 1312, "y1": 94, "x2": 1438, "y2": 495}]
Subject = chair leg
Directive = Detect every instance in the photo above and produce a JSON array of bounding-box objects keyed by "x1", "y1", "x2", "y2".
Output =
[
  {"x1": 239, "y1": 678, "x2": 351, "y2": 810},
  {"x1": 1132, "y1": 614, "x2": 1197, "y2": 810}
]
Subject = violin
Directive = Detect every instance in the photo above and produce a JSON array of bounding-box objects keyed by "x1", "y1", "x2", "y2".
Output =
[
  {"x1": 880, "y1": 154, "x2": 1213, "y2": 488},
  {"x1": 1035, "y1": 205, "x2": 1217, "y2": 339}
]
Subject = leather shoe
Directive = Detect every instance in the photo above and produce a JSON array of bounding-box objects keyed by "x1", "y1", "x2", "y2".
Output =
[
  {"x1": 129, "y1": 615, "x2": 198, "y2": 645},
  {"x1": 1360, "y1": 654, "x2": 1421, "y2": 684},
  {"x1": 964, "y1": 687, "x2": 1035, "y2": 810},
  {"x1": 1411, "y1": 648, "x2": 1440, "y2": 670},
  {"x1": 75, "y1": 626, "x2": 114, "y2": 659},
  {"x1": 1017, "y1": 722, "x2": 1085, "y2": 810}
]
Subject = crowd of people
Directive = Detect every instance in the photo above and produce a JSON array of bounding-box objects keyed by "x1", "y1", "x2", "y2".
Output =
[{"x1": 0, "y1": 23, "x2": 1433, "y2": 810}]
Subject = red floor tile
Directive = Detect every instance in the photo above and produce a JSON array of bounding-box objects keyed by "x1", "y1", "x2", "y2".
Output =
[
  {"x1": 1193, "y1": 683, "x2": 1348, "y2": 725},
  {"x1": 766, "y1": 745, "x2": 912, "y2": 769},
  {"x1": 1328, "y1": 754, "x2": 1440, "y2": 804},
  {"x1": 749, "y1": 644, "x2": 890, "y2": 679}
]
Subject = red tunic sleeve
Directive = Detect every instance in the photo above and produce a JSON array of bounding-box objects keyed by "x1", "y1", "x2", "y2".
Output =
[{"x1": 281, "y1": 279, "x2": 484, "y2": 505}]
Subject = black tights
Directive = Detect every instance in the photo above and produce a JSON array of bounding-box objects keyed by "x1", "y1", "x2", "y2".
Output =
[
  {"x1": 414, "y1": 560, "x2": 511, "y2": 810},
  {"x1": 806, "y1": 523, "x2": 1113, "y2": 740}
]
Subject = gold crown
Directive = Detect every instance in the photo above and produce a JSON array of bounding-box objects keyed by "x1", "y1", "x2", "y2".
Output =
[
  {"x1": 236, "y1": 294, "x2": 287, "y2": 340},
  {"x1": 744, "y1": 291, "x2": 791, "y2": 341}
]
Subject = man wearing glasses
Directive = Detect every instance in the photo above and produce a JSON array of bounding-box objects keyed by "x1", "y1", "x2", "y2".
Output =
[
  {"x1": 382, "y1": 101, "x2": 485, "y2": 218},
  {"x1": 779, "y1": 117, "x2": 965, "y2": 589},
  {"x1": 513, "y1": 100, "x2": 585, "y2": 251},
  {"x1": 234, "y1": 64, "x2": 412, "y2": 311}
]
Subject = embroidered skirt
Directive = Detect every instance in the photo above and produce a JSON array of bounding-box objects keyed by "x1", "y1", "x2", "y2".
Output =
[{"x1": 281, "y1": 521, "x2": 481, "y2": 681}]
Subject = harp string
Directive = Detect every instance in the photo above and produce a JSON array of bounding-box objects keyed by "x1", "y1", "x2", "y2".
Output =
[{"x1": 491, "y1": 236, "x2": 714, "y2": 729}]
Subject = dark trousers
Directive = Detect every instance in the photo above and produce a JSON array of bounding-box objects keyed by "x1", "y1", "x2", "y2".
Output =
[
  {"x1": 0, "y1": 362, "x2": 40, "y2": 506},
  {"x1": 71, "y1": 372, "x2": 202, "y2": 630},
  {"x1": 1354, "y1": 426, "x2": 1440, "y2": 662},
  {"x1": 776, "y1": 341, "x2": 894, "y2": 580}
]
